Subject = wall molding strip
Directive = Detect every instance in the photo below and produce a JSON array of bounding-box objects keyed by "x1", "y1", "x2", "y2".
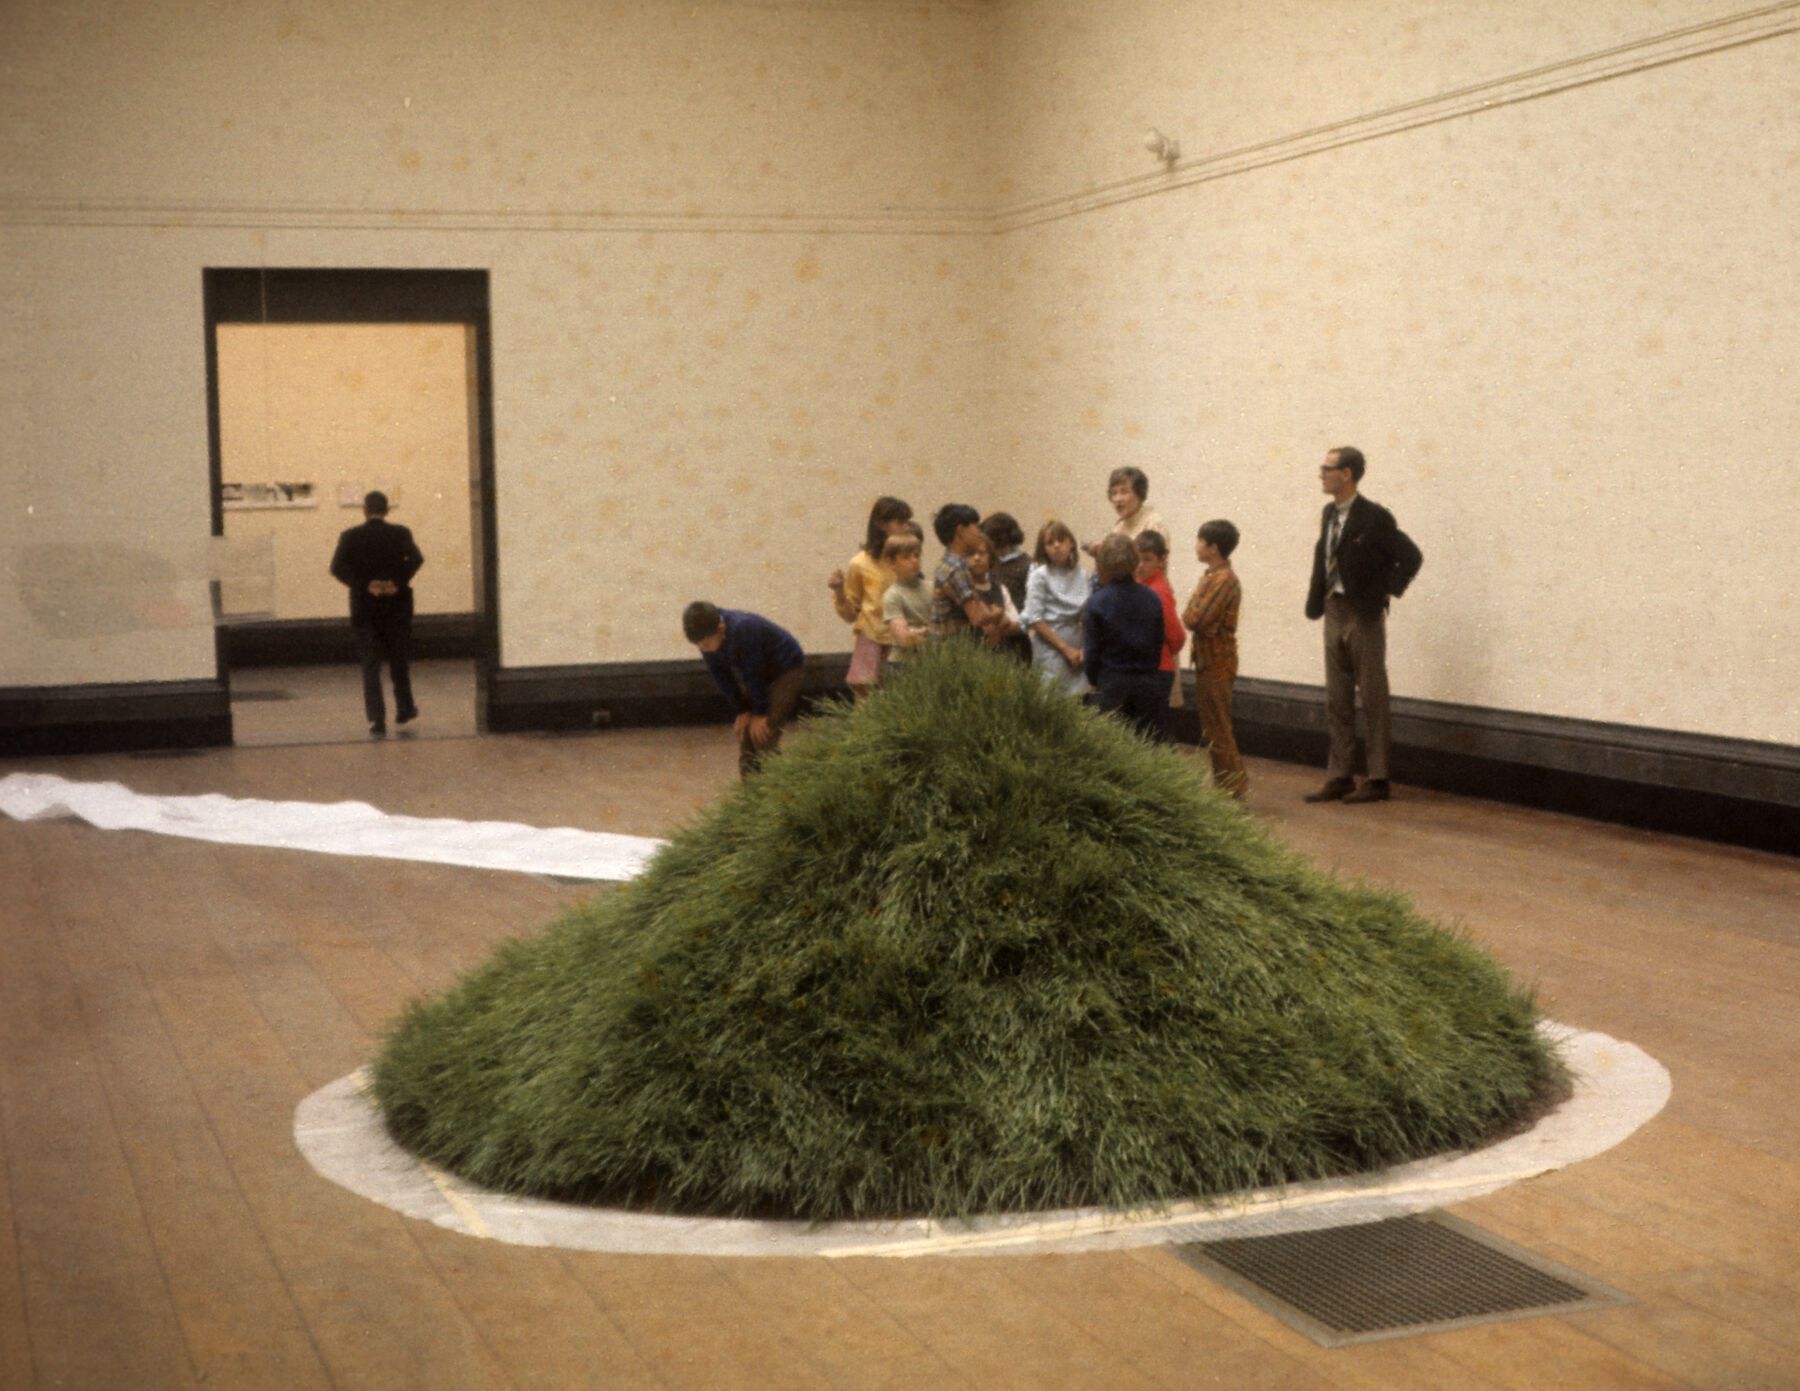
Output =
[
  {"x1": 5, "y1": 4, "x2": 1788, "y2": 239},
  {"x1": 995, "y1": 1, "x2": 1799, "y2": 231},
  {"x1": 0, "y1": 198, "x2": 994, "y2": 238},
  {"x1": 623, "y1": 0, "x2": 991, "y2": 11}
]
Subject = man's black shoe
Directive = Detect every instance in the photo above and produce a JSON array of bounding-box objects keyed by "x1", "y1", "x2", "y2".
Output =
[
  {"x1": 396, "y1": 705, "x2": 419, "y2": 725},
  {"x1": 370, "y1": 721, "x2": 387, "y2": 737},
  {"x1": 1343, "y1": 779, "x2": 1391, "y2": 804},
  {"x1": 1303, "y1": 778, "x2": 1356, "y2": 803}
]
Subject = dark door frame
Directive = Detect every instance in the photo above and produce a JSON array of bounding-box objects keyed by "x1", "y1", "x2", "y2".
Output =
[{"x1": 201, "y1": 267, "x2": 500, "y2": 729}]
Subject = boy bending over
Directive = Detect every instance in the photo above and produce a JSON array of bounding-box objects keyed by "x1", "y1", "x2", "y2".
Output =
[{"x1": 683, "y1": 601, "x2": 806, "y2": 777}]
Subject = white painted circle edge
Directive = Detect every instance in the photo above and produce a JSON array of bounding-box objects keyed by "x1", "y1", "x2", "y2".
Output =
[{"x1": 293, "y1": 1021, "x2": 1668, "y2": 1258}]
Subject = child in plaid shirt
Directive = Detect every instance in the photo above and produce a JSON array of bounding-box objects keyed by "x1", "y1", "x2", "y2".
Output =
[{"x1": 929, "y1": 503, "x2": 999, "y2": 638}]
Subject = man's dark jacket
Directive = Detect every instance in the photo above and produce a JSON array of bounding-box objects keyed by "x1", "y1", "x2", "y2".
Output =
[
  {"x1": 1305, "y1": 495, "x2": 1422, "y2": 621},
  {"x1": 330, "y1": 518, "x2": 424, "y2": 625}
]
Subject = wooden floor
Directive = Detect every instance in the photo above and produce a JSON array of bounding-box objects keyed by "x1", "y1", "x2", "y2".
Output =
[
  {"x1": 228, "y1": 660, "x2": 479, "y2": 747},
  {"x1": 3, "y1": 703, "x2": 1797, "y2": 1389}
]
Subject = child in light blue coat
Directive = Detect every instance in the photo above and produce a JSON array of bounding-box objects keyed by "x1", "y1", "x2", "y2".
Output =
[{"x1": 1021, "y1": 519, "x2": 1091, "y2": 698}]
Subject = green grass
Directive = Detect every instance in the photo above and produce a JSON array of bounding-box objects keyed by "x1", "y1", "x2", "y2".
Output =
[{"x1": 371, "y1": 639, "x2": 1565, "y2": 1220}]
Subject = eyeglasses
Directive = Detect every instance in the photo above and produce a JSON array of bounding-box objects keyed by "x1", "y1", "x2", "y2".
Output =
[{"x1": 1319, "y1": 463, "x2": 1347, "y2": 473}]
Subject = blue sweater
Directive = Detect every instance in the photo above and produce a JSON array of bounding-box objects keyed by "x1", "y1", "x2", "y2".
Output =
[
  {"x1": 1083, "y1": 579, "x2": 1165, "y2": 686},
  {"x1": 702, "y1": 609, "x2": 805, "y2": 715}
]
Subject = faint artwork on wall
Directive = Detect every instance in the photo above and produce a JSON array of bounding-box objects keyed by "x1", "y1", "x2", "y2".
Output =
[
  {"x1": 222, "y1": 481, "x2": 318, "y2": 510},
  {"x1": 14, "y1": 544, "x2": 199, "y2": 635}
]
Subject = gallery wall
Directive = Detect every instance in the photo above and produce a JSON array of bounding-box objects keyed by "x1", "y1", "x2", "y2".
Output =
[
  {"x1": 1, "y1": 226, "x2": 227, "y2": 687},
  {"x1": 0, "y1": 0, "x2": 999, "y2": 684},
  {"x1": 986, "y1": 0, "x2": 1799, "y2": 745},
  {"x1": 4, "y1": 0, "x2": 1794, "y2": 752}
]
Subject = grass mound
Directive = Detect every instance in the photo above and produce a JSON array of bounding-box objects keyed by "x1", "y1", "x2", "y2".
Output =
[{"x1": 372, "y1": 639, "x2": 1564, "y2": 1220}]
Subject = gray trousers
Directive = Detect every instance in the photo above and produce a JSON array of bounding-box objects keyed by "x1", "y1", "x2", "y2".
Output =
[{"x1": 1322, "y1": 593, "x2": 1390, "y2": 781}]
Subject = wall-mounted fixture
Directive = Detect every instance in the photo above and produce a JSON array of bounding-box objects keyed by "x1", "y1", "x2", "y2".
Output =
[{"x1": 1143, "y1": 128, "x2": 1181, "y2": 169}]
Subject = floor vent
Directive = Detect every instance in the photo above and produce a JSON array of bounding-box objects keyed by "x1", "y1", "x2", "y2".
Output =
[
  {"x1": 230, "y1": 688, "x2": 297, "y2": 703},
  {"x1": 1171, "y1": 1212, "x2": 1627, "y2": 1346}
]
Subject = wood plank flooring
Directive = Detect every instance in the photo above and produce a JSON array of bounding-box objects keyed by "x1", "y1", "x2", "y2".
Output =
[
  {"x1": 227, "y1": 661, "x2": 478, "y2": 748},
  {"x1": 3, "y1": 721, "x2": 1796, "y2": 1389}
]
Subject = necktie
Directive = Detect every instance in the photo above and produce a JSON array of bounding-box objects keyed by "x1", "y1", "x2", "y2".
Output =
[{"x1": 1326, "y1": 510, "x2": 1342, "y2": 585}]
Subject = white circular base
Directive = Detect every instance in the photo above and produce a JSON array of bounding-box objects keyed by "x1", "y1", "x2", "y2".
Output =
[{"x1": 294, "y1": 1021, "x2": 1667, "y2": 1259}]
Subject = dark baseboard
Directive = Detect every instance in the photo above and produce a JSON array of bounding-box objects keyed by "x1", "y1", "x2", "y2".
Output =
[
  {"x1": 487, "y1": 654, "x2": 853, "y2": 733},
  {"x1": 8, "y1": 653, "x2": 1790, "y2": 856},
  {"x1": 491, "y1": 657, "x2": 1796, "y2": 854},
  {"x1": 1214, "y1": 676, "x2": 1799, "y2": 856},
  {"x1": 0, "y1": 679, "x2": 233, "y2": 757},
  {"x1": 222, "y1": 613, "x2": 485, "y2": 666}
]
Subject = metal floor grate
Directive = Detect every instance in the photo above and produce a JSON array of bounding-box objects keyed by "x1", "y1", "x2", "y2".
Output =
[{"x1": 1172, "y1": 1212, "x2": 1628, "y2": 1346}]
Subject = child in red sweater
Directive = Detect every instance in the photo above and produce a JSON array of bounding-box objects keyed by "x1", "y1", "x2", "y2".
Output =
[{"x1": 1133, "y1": 530, "x2": 1186, "y2": 742}]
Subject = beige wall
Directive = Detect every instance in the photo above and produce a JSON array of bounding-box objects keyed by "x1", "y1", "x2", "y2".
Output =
[
  {"x1": 987, "y1": 0, "x2": 1760, "y2": 212},
  {"x1": 492, "y1": 232, "x2": 998, "y2": 667},
  {"x1": 987, "y1": 0, "x2": 1799, "y2": 744},
  {"x1": 2, "y1": 0, "x2": 995, "y2": 221},
  {"x1": 4, "y1": 0, "x2": 1794, "y2": 747},
  {"x1": 1, "y1": 226, "x2": 222, "y2": 686},
  {"x1": 1, "y1": 0, "x2": 998, "y2": 683},
  {"x1": 217, "y1": 323, "x2": 478, "y2": 622}
]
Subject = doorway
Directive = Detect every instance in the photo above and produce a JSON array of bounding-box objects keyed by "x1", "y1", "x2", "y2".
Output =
[{"x1": 203, "y1": 270, "x2": 499, "y2": 745}]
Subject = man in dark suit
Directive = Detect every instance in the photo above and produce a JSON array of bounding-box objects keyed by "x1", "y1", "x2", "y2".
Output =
[
  {"x1": 1303, "y1": 446, "x2": 1422, "y2": 804},
  {"x1": 330, "y1": 490, "x2": 424, "y2": 736}
]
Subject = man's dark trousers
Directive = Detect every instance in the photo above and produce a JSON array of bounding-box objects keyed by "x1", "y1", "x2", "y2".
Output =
[
  {"x1": 355, "y1": 618, "x2": 415, "y2": 727},
  {"x1": 331, "y1": 513, "x2": 424, "y2": 730}
]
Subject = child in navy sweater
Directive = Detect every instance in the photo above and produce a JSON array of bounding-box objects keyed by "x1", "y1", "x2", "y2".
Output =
[
  {"x1": 1083, "y1": 535, "x2": 1169, "y2": 743},
  {"x1": 683, "y1": 601, "x2": 806, "y2": 777}
]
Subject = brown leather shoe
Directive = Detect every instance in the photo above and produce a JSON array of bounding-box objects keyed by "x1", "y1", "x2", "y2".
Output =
[
  {"x1": 1342, "y1": 779, "x2": 1391, "y2": 803},
  {"x1": 1303, "y1": 778, "x2": 1356, "y2": 803}
]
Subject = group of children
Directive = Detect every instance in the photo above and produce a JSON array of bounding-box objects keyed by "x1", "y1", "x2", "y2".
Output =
[{"x1": 685, "y1": 468, "x2": 1246, "y2": 798}]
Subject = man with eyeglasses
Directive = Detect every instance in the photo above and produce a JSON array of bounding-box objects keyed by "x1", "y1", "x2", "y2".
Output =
[{"x1": 1303, "y1": 446, "x2": 1422, "y2": 804}]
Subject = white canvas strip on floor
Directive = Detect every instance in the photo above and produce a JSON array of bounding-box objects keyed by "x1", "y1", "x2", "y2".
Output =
[
  {"x1": 294, "y1": 1022, "x2": 1669, "y2": 1259},
  {"x1": 0, "y1": 772, "x2": 665, "y2": 882}
]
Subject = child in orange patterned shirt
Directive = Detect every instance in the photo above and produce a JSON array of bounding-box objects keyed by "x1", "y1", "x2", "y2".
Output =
[{"x1": 1183, "y1": 519, "x2": 1247, "y2": 799}]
